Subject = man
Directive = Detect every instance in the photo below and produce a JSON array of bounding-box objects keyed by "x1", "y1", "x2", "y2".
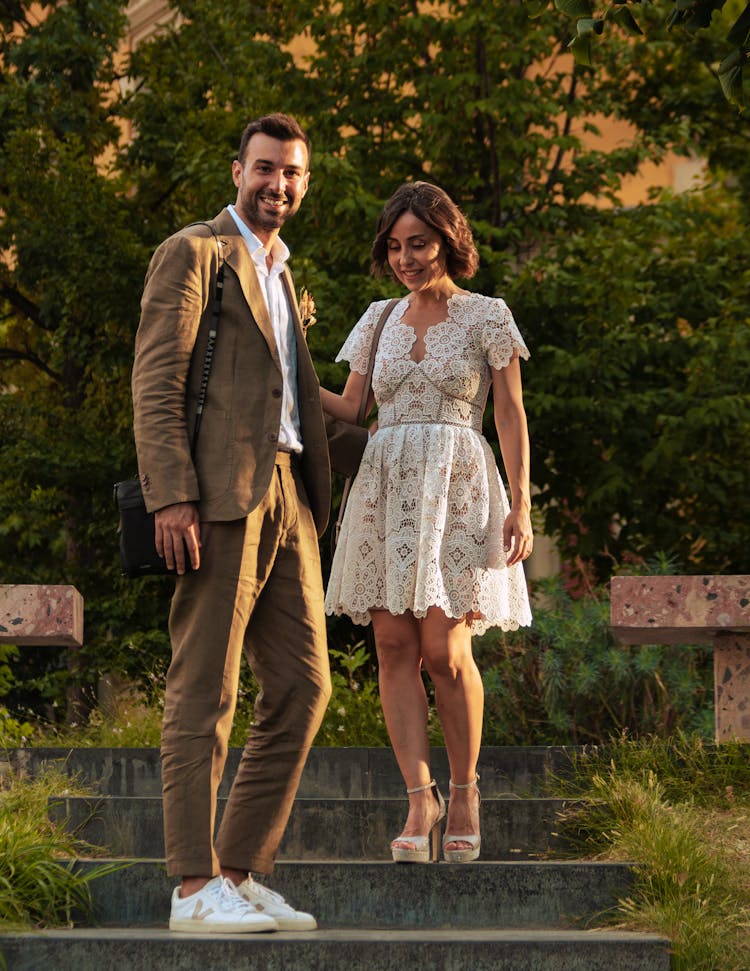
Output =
[{"x1": 132, "y1": 113, "x2": 364, "y2": 933}]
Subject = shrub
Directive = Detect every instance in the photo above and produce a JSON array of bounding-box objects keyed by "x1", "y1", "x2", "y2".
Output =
[
  {"x1": 0, "y1": 706, "x2": 36, "y2": 747},
  {"x1": 315, "y1": 641, "x2": 390, "y2": 746},
  {"x1": 477, "y1": 576, "x2": 713, "y2": 745}
]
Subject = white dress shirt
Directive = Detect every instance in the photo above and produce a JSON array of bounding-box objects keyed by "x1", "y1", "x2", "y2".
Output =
[{"x1": 228, "y1": 204, "x2": 303, "y2": 453}]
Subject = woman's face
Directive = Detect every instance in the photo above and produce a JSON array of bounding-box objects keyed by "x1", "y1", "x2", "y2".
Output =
[{"x1": 386, "y1": 211, "x2": 449, "y2": 294}]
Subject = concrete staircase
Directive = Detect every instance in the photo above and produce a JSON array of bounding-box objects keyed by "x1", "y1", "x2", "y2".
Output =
[{"x1": 1, "y1": 746, "x2": 671, "y2": 970}]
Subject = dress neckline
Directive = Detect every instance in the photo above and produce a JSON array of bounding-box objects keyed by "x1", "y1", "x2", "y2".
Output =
[{"x1": 396, "y1": 293, "x2": 467, "y2": 365}]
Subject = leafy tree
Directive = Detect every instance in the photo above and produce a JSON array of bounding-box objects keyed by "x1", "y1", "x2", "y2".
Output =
[
  {"x1": 291, "y1": 0, "x2": 750, "y2": 578},
  {"x1": 514, "y1": 186, "x2": 750, "y2": 579},
  {"x1": 0, "y1": 0, "x2": 159, "y2": 719}
]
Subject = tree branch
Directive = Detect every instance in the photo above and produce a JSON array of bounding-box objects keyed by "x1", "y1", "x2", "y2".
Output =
[
  {"x1": 528, "y1": 66, "x2": 578, "y2": 218},
  {"x1": 544, "y1": 69, "x2": 576, "y2": 195},
  {"x1": 0, "y1": 282, "x2": 51, "y2": 331},
  {"x1": 0, "y1": 346, "x2": 63, "y2": 383}
]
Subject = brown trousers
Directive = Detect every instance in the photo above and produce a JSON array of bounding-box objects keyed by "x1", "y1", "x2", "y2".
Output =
[{"x1": 160, "y1": 453, "x2": 331, "y2": 877}]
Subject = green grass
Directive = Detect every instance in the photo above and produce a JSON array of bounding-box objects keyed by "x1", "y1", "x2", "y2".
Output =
[
  {"x1": 0, "y1": 765, "x2": 122, "y2": 929},
  {"x1": 552, "y1": 734, "x2": 750, "y2": 971}
]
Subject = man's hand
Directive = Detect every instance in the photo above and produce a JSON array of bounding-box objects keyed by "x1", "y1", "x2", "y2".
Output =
[{"x1": 154, "y1": 502, "x2": 201, "y2": 574}]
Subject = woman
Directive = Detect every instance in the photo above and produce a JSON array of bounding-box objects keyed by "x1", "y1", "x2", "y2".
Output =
[{"x1": 321, "y1": 182, "x2": 532, "y2": 863}]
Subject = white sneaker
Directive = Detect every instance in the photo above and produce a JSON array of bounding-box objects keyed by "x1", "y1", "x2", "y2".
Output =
[
  {"x1": 235, "y1": 877, "x2": 317, "y2": 930},
  {"x1": 169, "y1": 876, "x2": 279, "y2": 933}
]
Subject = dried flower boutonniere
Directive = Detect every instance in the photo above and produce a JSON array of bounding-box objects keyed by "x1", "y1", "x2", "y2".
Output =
[{"x1": 298, "y1": 288, "x2": 317, "y2": 338}]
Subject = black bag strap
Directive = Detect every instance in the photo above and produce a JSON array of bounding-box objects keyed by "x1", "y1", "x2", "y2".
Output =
[
  {"x1": 187, "y1": 222, "x2": 225, "y2": 456},
  {"x1": 334, "y1": 297, "x2": 400, "y2": 547}
]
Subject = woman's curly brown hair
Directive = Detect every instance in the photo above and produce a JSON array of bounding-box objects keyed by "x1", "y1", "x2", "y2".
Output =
[{"x1": 371, "y1": 181, "x2": 479, "y2": 280}]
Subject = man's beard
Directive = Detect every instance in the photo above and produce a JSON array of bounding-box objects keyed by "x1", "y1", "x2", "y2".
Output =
[{"x1": 241, "y1": 188, "x2": 296, "y2": 230}]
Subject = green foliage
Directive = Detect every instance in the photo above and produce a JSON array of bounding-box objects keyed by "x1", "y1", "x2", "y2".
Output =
[
  {"x1": 0, "y1": 647, "x2": 17, "y2": 700},
  {"x1": 532, "y1": 0, "x2": 750, "y2": 108},
  {"x1": 0, "y1": 0, "x2": 173, "y2": 720},
  {"x1": 0, "y1": 768, "x2": 122, "y2": 928},
  {"x1": 35, "y1": 688, "x2": 164, "y2": 748},
  {"x1": 314, "y1": 642, "x2": 391, "y2": 746},
  {"x1": 514, "y1": 186, "x2": 750, "y2": 580},
  {"x1": 37, "y1": 642, "x2": 392, "y2": 748},
  {"x1": 477, "y1": 576, "x2": 714, "y2": 744},
  {"x1": 552, "y1": 735, "x2": 750, "y2": 970},
  {"x1": 0, "y1": 706, "x2": 35, "y2": 747},
  {"x1": 557, "y1": 730, "x2": 750, "y2": 805}
]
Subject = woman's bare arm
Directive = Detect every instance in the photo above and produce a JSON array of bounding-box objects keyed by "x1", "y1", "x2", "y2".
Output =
[
  {"x1": 320, "y1": 369, "x2": 371, "y2": 424},
  {"x1": 491, "y1": 356, "x2": 533, "y2": 566}
]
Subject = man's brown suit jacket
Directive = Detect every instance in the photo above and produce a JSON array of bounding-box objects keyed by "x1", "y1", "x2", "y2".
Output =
[{"x1": 132, "y1": 207, "x2": 363, "y2": 536}]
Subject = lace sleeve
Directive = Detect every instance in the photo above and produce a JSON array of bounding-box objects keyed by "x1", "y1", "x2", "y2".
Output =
[
  {"x1": 481, "y1": 297, "x2": 530, "y2": 371},
  {"x1": 335, "y1": 301, "x2": 389, "y2": 375}
]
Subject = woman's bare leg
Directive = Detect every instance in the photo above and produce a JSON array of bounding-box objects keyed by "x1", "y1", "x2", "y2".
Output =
[
  {"x1": 371, "y1": 609, "x2": 441, "y2": 848},
  {"x1": 419, "y1": 607, "x2": 483, "y2": 851}
]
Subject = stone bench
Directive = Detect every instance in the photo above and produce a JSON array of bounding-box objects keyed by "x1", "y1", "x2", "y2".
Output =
[
  {"x1": 0, "y1": 584, "x2": 84, "y2": 647},
  {"x1": 610, "y1": 575, "x2": 750, "y2": 743}
]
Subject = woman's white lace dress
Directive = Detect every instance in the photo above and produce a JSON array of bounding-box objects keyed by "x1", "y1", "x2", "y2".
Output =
[{"x1": 325, "y1": 293, "x2": 532, "y2": 635}]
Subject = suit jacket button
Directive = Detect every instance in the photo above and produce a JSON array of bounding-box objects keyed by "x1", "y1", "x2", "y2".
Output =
[
  {"x1": 272, "y1": 387, "x2": 282, "y2": 398},
  {"x1": 268, "y1": 432, "x2": 278, "y2": 443}
]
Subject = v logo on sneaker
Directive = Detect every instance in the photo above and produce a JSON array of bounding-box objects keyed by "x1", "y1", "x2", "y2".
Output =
[{"x1": 191, "y1": 901, "x2": 215, "y2": 920}]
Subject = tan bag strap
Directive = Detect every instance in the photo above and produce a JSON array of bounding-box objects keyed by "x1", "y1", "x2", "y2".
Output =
[
  {"x1": 355, "y1": 297, "x2": 400, "y2": 425},
  {"x1": 334, "y1": 297, "x2": 400, "y2": 547}
]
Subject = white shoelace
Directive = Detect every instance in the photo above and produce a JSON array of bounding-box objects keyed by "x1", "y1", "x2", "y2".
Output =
[
  {"x1": 246, "y1": 881, "x2": 287, "y2": 907},
  {"x1": 216, "y1": 877, "x2": 256, "y2": 913}
]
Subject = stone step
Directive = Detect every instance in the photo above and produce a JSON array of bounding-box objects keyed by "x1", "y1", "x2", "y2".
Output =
[
  {"x1": 8, "y1": 745, "x2": 576, "y2": 798},
  {"x1": 72, "y1": 859, "x2": 636, "y2": 931},
  {"x1": 3, "y1": 746, "x2": 673, "y2": 968},
  {"x1": 0, "y1": 927, "x2": 671, "y2": 971},
  {"x1": 51, "y1": 794, "x2": 574, "y2": 860}
]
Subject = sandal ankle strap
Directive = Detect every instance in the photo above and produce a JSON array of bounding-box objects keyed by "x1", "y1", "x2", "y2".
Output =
[
  {"x1": 449, "y1": 774, "x2": 480, "y2": 790},
  {"x1": 406, "y1": 778, "x2": 437, "y2": 794}
]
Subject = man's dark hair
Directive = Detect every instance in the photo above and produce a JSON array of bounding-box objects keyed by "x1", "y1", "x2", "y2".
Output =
[{"x1": 237, "y1": 114, "x2": 311, "y2": 169}]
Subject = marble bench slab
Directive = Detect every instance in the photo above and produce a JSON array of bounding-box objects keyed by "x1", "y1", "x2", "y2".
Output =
[
  {"x1": 610, "y1": 576, "x2": 750, "y2": 743},
  {"x1": 0, "y1": 584, "x2": 84, "y2": 647}
]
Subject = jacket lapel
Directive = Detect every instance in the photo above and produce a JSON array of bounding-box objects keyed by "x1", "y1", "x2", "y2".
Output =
[
  {"x1": 213, "y1": 209, "x2": 281, "y2": 368},
  {"x1": 281, "y1": 266, "x2": 302, "y2": 340}
]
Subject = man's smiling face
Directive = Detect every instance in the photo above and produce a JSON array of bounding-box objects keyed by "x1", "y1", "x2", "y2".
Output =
[{"x1": 232, "y1": 133, "x2": 309, "y2": 242}]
